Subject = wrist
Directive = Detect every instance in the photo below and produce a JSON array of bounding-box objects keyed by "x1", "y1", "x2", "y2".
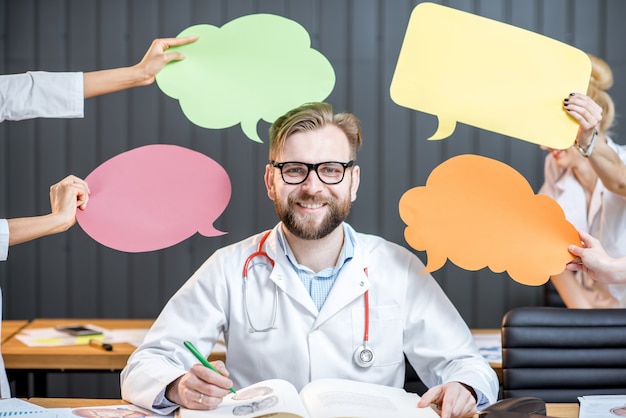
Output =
[
  {"x1": 47, "y1": 212, "x2": 75, "y2": 234},
  {"x1": 574, "y1": 129, "x2": 598, "y2": 158},
  {"x1": 165, "y1": 376, "x2": 183, "y2": 404},
  {"x1": 130, "y1": 63, "x2": 156, "y2": 87},
  {"x1": 458, "y1": 382, "x2": 478, "y2": 402}
]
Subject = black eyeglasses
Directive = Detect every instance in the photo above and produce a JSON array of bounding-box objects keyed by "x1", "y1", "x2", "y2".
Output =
[{"x1": 270, "y1": 160, "x2": 354, "y2": 185}]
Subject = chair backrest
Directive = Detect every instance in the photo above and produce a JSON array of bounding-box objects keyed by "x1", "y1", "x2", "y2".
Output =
[{"x1": 502, "y1": 306, "x2": 626, "y2": 403}]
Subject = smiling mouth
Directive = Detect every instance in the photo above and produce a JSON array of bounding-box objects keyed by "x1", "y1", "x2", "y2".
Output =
[{"x1": 299, "y1": 202, "x2": 325, "y2": 209}]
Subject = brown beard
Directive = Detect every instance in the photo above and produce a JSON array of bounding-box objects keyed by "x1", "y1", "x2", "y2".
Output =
[{"x1": 274, "y1": 192, "x2": 352, "y2": 240}]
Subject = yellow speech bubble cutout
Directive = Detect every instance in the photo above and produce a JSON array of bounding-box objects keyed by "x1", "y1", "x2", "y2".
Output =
[
  {"x1": 390, "y1": 2, "x2": 591, "y2": 150},
  {"x1": 399, "y1": 154, "x2": 580, "y2": 286}
]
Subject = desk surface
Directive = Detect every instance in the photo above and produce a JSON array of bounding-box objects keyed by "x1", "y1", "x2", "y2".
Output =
[
  {"x1": 547, "y1": 403, "x2": 579, "y2": 418},
  {"x1": 1, "y1": 320, "x2": 29, "y2": 343},
  {"x1": 27, "y1": 398, "x2": 130, "y2": 408},
  {"x1": 3, "y1": 319, "x2": 154, "y2": 370},
  {"x1": 3, "y1": 318, "x2": 226, "y2": 371},
  {"x1": 25, "y1": 399, "x2": 579, "y2": 417}
]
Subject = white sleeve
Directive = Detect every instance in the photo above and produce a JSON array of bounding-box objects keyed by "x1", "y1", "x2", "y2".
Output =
[
  {"x1": 402, "y1": 257, "x2": 499, "y2": 406},
  {"x1": 0, "y1": 71, "x2": 84, "y2": 122},
  {"x1": 0, "y1": 219, "x2": 8, "y2": 261}
]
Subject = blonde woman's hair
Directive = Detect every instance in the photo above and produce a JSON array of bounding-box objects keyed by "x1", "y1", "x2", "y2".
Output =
[
  {"x1": 268, "y1": 102, "x2": 362, "y2": 161},
  {"x1": 587, "y1": 54, "x2": 615, "y2": 135}
]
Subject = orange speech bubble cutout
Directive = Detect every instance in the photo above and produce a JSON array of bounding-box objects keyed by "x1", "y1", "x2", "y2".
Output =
[
  {"x1": 390, "y1": 2, "x2": 591, "y2": 149},
  {"x1": 398, "y1": 154, "x2": 580, "y2": 286}
]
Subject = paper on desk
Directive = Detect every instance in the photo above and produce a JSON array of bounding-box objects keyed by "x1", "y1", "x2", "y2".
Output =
[
  {"x1": 101, "y1": 329, "x2": 149, "y2": 347},
  {"x1": 0, "y1": 410, "x2": 71, "y2": 418},
  {"x1": 578, "y1": 395, "x2": 626, "y2": 417},
  {"x1": 472, "y1": 333, "x2": 502, "y2": 363},
  {"x1": 0, "y1": 400, "x2": 70, "y2": 417},
  {"x1": 68, "y1": 404, "x2": 171, "y2": 418},
  {"x1": 15, "y1": 327, "x2": 104, "y2": 347},
  {"x1": 15, "y1": 325, "x2": 149, "y2": 347},
  {"x1": 0, "y1": 401, "x2": 167, "y2": 418},
  {"x1": 0, "y1": 398, "x2": 45, "y2": 413}
]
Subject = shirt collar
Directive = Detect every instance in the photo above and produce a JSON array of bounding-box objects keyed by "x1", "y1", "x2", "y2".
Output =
[{"x1": 276, "y1": 223, "x2": 355, "y2": 274}]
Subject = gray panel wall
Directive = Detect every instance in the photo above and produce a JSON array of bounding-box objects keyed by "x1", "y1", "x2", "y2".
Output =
[{"x1": 1, "y1": 0, "x2": 625, "y2": 398}]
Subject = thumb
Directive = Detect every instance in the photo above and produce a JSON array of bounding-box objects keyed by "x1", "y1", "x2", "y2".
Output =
[
  {"x1": 568, "y1": 244, "x2": 583, "y2": 257},
  {"x1": 163, "y1": 51, "x2": 186, "y2": 63}
]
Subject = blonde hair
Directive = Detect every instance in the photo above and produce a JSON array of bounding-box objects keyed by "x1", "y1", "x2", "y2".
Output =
[
  {"x1": 586, "y1": 54, "x2": 615, "y2": 135},
  {"x1": 268, "y1": 102, "x2": 362, "y2": 161}
]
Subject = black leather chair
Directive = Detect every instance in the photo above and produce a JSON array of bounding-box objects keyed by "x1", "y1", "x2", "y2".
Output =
[{"x1": 501, "y1": 306, "x2": 626, "y2": 402}]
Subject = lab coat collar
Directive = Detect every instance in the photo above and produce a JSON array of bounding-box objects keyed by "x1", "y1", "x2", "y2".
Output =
[
  {"x1": 262, "y1": 223, "x2": 371, "y2": 326},
  {"x1": 315, "y1": 246, "x2": 370, "y2": 328},
  {"x1": 263, "y1": 225, "x2": 319, "y2": 315}
]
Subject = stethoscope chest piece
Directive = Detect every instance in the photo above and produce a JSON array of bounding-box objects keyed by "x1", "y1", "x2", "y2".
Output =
[{"x1": 353, "y1": 343, "x2": 375, "y2": 368}]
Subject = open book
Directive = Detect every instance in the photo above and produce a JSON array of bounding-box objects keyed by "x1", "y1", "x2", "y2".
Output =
[
  {"x1": 176, "y1": 378, "x2": 438, "y2": 418},
  {"x1": 578, "y1": 395, "x2": 626, "y2": 418}
]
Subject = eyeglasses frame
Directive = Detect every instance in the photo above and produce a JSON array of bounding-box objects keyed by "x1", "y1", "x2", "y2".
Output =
[{"x1": 270, "y1": 160, "x2": 355, "y2": 185}]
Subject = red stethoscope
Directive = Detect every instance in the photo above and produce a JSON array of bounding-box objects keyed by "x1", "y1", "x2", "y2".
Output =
[{"x1": 242, "y1": 231, "x2": 375, "y2": 368}]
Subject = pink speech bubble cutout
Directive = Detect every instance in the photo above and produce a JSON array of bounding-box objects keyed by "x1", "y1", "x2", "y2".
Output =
[{"x1": 76, "y1": 144, "x2": 231, "y2": 252}]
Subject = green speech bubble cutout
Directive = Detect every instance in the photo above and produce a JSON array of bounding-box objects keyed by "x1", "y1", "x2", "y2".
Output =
[{"x1": 156, "y1": 14, "x2": 336, "y2": 143}]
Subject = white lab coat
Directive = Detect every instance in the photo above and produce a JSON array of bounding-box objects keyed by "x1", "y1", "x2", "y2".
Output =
[
  {"x1": 0, "y1": 71, "x2": 83, "y2": 123},
  {"x1": 120, "y1": 223, "x2": 498, "y2": 414},
  {"x1": 0, "y1": 71, "x2": 83, "y2": 398},
  {"x1": 0, "y1": 289, "x2": 10, "y2": 398}
]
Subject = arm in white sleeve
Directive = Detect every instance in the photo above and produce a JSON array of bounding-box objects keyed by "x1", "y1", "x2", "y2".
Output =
[
  {"x1": 0, "y1": 219, "x2": 8, "y2": 261},
  {"x1": 0, "y1": 72, "x2": 83, "y2": 122}
]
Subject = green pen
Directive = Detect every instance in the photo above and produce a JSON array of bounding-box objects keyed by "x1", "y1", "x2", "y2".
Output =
[{"x1": 184, "y1": 340, "x2": 236, "y2": 394}]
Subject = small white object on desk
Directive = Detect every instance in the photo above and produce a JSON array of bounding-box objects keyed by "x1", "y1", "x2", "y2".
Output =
[{"x1": 472, "y1": 332, "x2": 502, "y2": 363}]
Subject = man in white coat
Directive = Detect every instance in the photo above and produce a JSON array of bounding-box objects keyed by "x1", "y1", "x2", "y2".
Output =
[{"x1": 120, "y1": 102, "x2": 499, "y2": 418}]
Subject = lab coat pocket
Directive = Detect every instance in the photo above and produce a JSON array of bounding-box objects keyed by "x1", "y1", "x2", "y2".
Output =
[{"x1": 352, "y1": 304, "x2": 403, "y2": 367}]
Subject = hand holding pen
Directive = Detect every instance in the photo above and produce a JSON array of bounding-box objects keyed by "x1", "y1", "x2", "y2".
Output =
[{"x1": 184, "y1": 340, "x2": 236, "y2": 394}]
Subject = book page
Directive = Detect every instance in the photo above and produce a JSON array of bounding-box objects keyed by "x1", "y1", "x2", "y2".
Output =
[
  {"x1": 176, "y1": 379, "x2": 309, "y2": 418},
  {"x1": 578, "y1": 395, "x2": 626, "y2": 417},
  {"x1": 299, "y1": 379, "x2": 438, "y2": 418}
]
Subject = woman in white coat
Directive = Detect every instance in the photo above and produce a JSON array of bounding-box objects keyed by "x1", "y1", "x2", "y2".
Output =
[
  {"x1": 121, "y1": 102, "x2": 499, "y2": 418},
  {"x1": 539, "y1": 54, "x2": 626, "y2": 308}
]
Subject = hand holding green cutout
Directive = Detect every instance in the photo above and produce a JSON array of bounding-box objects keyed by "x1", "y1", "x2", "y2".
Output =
[{"x1": 156, "y1": 14, "x2": 336, "y2": 143}]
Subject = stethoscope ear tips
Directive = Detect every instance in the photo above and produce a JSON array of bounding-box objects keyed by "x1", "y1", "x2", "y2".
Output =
[{"x1": 353, "y1": 344, "x2": 375, "y2": 368}]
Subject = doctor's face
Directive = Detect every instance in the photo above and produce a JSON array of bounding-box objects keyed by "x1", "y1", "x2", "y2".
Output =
[{"x1": 265, "y1": 124, "x2": 360, "y2": 240}]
